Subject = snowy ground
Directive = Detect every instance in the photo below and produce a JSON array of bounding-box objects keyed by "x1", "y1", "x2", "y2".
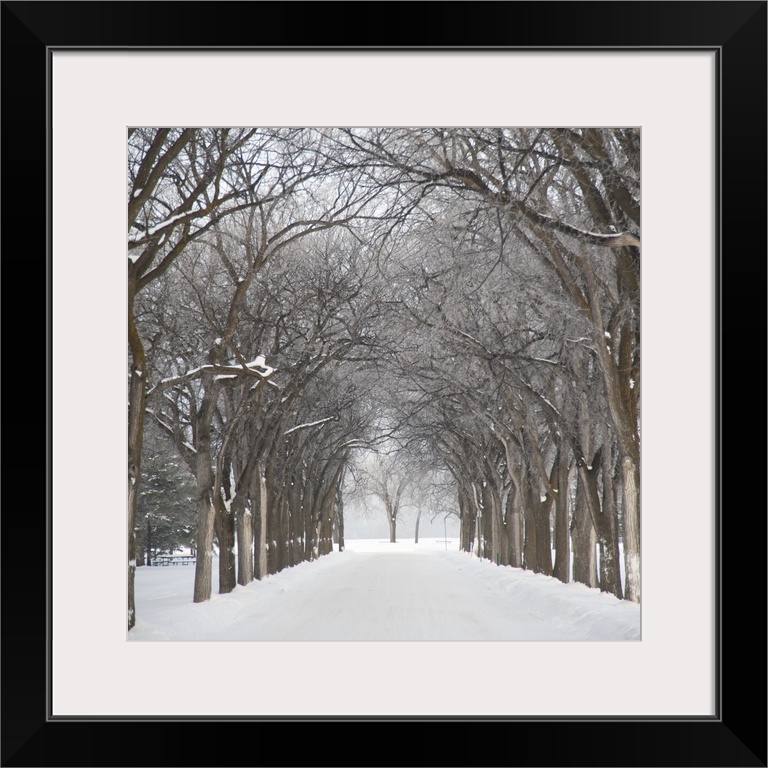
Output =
[{"x1": 128, "y1": 539, "x2": 640, "y2": 642}]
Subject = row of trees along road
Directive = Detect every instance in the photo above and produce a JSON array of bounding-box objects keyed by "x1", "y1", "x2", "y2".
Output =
[{"x1": 128, "y1": 127, "x2": 641, "y2": 629}]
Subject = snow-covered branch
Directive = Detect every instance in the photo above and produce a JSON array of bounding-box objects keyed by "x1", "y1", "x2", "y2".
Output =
[
  {"x1": 147, "y1": 359, "x2": 275, "y2": 398},
  {"x1": 517, "y1": 202, "x2": 640, "y2": 248},
  {"x1": 284, "y1": 416, "x2": 337, "y2": 436}
]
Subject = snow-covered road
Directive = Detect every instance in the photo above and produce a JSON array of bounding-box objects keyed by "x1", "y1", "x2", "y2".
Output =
[
  {"x1": 218, "y1": 548, "x2": 576, "y2": 641},
  {"x1": 129, "y1": 539, "x2": 640, "y2": 642}
]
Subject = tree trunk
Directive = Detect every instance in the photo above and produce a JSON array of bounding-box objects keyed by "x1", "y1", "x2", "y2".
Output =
[
  {"x1": 216, "y1": 496, "x2": 236, "y2": 594},
  {"x1": 336, "y1": 493, "x2": 345, "y2": 552},
  {"x1": 318, "y1": 462, "x2": 345, "y2": 556},
  {"x1": 535, "y1": 494, "x2": 554, "y2": 576},
  {"x1": 599, "y1": 446, "x2": 623, "y2": 599},
  {"x1": 470, "y1": 481, "x2": 484, "y2": 558},
  {"x1": 265, "y1": 459, "x2": 280, "y2": 576},
  {"x1": 387, "y1": 514, "x2": 396, "y2": 543},
  {"x1": 457, "y1": 483, "x2": 474, "y2": 553},
  {"x1": 576, "y1": 447, "x2": 623, "y2": 599},
  {"x1": 273, "y1": 496, "x2": 288, "y2": 572},
  {"x1": 506, "y1": 483, "x2": 523, "y2": 568},
  {"x1": 522, "y1": 489, "x2": 538, "y2": 572},
  {"x1": 285, "y1": 481, "x2": 298, "y2": 566},
  {"x1": 193, "y1": 375, "x2": 218, "y2": 603},
  {"x1": 304, "y1": 476, "x2": 315, "y2": 559},
  {"x1": 552, "y1": 452, "x2": 571, "y2": 583},
  {"x1": 571, "y1": 475, "x2": 598, "y2": 588},
  {"x1": 236, "y1": 502, "x2": 253, "y2": 587},
  {"x1": 622, "y1": 456, "x2": 641, "y2": 602},
  {"x1": 127, "y1": 308, "x2": 146, "y2": 630},
  {"x1": 253, "y1": 504, "x2": 262, "y2": 579},
  {"x1": 488, "y1": 485, "x2": 504, "y2": 566},
  {"x1": 193, "y1": 501, "x2": 217, "y2": 602},
  {"x1": 253, "y1": 467, "x2": 268, "y2": 580},
  {"x1": 318, "y1": 494, "x2": 335, "y2": 557}
]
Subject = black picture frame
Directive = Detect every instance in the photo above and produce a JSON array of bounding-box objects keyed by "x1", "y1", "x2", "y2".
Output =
[{"x1": 4, "y1": 2, "x2": 765, "y2": 766}]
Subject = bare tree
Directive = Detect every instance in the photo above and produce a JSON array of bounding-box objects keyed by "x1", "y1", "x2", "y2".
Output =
[{"x1": 350, "y1": 450, "x2": 413, "y2": 543}]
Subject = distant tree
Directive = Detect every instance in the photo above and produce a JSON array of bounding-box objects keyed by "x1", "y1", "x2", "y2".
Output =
[
  {"x1": 411, "y1": 469, "x2": 455, "y2": 544},
  {"x1": 351, "y1": 451, "x2": 413, "y2": 543}
]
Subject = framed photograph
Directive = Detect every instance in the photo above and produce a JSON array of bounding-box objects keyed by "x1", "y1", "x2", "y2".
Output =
[{"x1": 7, "y1": 1, "x2": 764, "y2": 765}]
